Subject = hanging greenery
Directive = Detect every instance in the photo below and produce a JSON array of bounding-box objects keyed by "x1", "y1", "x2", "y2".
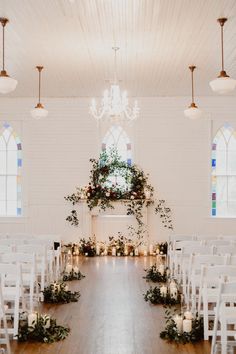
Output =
[
  {"x1": 65, "y1": 148, "x2": 173, "y2": 240},
  {"x1": 18, "y1": 313, "x2": 70, "y2": 343}
]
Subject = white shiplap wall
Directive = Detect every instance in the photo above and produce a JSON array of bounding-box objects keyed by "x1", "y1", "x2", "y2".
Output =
[{"x1": 0, "y1": 96, "x2": 236, "y2": 242}]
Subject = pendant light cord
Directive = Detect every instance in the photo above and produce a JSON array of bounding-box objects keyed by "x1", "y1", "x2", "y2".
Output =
[
  {"x1": 112, "y1": 47, "x2": 119, "y2": 84},
  {"x1": 221, "y1": 23, "x2": 224, "y2": 72},
  {"x1": 2, "y1": 24, "x2": 4, "y2": 71},
  {"x1": 191, "y1": 69, "x2": 194, "y2": 103},
  {"x1": 38, "y1": 69, "x2": 41, "y2": 103}
]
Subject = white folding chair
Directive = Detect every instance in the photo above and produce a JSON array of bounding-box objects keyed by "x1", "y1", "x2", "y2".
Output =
[
  {"x1": 215, "y1": 245, "x2": 236, "y2": 255},
  {"x1": 0, "y1": 277, "x2": 11, "y2": 353},
  {"x1": 198, "y1": 265, "x2": 236, "y2": 341},
  {"x1": 0, "y1": 263, "x2": 26, "y2": 338},
  {"x1": 211, "y1": 281, "x2": 236, "y2": 354}
]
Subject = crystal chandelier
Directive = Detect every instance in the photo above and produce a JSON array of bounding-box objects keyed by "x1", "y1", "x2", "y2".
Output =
[{"x1": 90, "y1": 47, "x2": 139, "y2": 122}]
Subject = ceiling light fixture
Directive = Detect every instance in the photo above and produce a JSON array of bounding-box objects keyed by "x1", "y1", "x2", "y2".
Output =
[
  {"x1": 184, "y1": 65, "x2": 203, "y2": 119},
  {"x1": 90, "y1": 47, "x2": 139, "y2": 122},
  {"x1": 209, "y1": 18, "x2": 236, "y2": 94},
  {"x1": 0, "y1": 17, "x2": 17, "y2": 94},
  {"x1": 31, "y1": 66, "x2": 48, "y2": 119}
]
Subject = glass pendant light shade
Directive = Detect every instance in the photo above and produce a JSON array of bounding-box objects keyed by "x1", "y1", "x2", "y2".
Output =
[
  {"x1": 31, "y1": 66, "x2": 48, "y2": 119},
  {"x1": 31, "y1": 103, "x2": 48, "y2": 119},
  {"x1": 184, "y1": 103, "x2": 203, "y2": 120},
  {"x1": 0, "y1": 71, "x2": 17, "y2": 94},
  {"x1": 0, "y1": 18, "x2": 17, "y2": 94},
  {"x1": 184, "y1": 65, "x2": 203, "y2": 119},
  {"x1": 209, "y1": 72, "x2": 236, "y2": 94},
  {"x1": 210, "y1": 18, "x2": 236, "y2": 94}
]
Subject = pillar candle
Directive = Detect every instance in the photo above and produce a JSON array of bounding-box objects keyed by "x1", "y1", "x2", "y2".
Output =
[
  {"x1": 74, "y1": 266, "x2": 79, "y2": 273},
  {"x1": 124, "y1": 245, "x2": 128, "y2": 256},
  {"x1": 117, "y1": 252, "x2": 121, "y2": 257},
  {"x1": 85, "y1": 252, "x2": 88, "y2": 257},
  {"x1": 104, "y1": 248, "x2": 108, "y2": 256},
  {"x1": 160, "y1": 285, "x2": 167, "y2": 297},
  {"x1": 135, "y1": 248, "x2": 139, "y2": 256},
  {"x1": 66, "y1": 264, "x2": 72, "y2": 273},
  {"x1": 149, "y1": 244, "x2": 153, "y2": 255},
  {"x1": 112, "y1": 247, "x2": 116, "y2": 256},
  {"x1": 158, "y1": 264, "x2": 165, "y2": 276},
  {"x1": 184, "y1": 311, "x2": 193, "y2": 320},
  {"x1": 173, "y1": 315, "x2": 183, "y2": 333},
  {"x1": 170, "y1": 286, "x2": 178, "y2": 299},
  {"x1": 143, "y1": 250, "x2": 147, "y2": 256},
  {"x1": 130, "y1": 252, "x2": 134, "y2": 256},
  {"x1": 28, "y1": 312, "x2": 37, "y2": 327},
  {"x1": 183, "y1": 319, "x2": 192, "y2": 333},
  {"x1": 156, "y1": 248, "x2": 160, "y2": 255},
  {"x1": 96, "y1": 245, "x2": 100, "y2": 256}
]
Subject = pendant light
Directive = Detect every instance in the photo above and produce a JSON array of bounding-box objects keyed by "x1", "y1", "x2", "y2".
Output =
[
  {"x1": 31, "y1": 66, "x2": 48, "y2": 119},
  {"x1": 184, "y1": 66, "x2": 203, "y2": 119},
  {"x1": 209, "y1": 18, "x2": 236, "y2": 94},
  {"x1": 0, "y1": 18, "x2": 17, "y2": 94}
]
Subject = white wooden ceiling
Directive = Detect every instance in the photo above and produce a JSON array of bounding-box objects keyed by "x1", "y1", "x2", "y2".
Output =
[{"x1": 1, "y1": 0, "x2": 236, "y2": 97}]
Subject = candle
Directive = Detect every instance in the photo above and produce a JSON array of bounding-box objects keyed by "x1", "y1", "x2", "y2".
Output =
[
  {"x1": 117, "y1": 252, "x2": 120, "y2": 257},
  {"x1": 104, "y1": 248, "x2": 108, "y2": 256},
  {"x1": 65, "y1": 264, "x2": 72, "y2": 273},
  {"x1": 159, "y1": 264, "x2": 165, "y2": 276},
  {"x1": 130, "y1": 252, "x2": 134, "y2": 257},
  {"x1": 143, "y1": 250, "x2": 147, "y2": 256},
  {"x1": 183, "y1": 319, "x2": 192, "y2": 333},
  {"x1": 43, "y1": 315, "x2": 51, "y2": 329},
  {"x1": 174, "y1": 315, "x2": 183, "y2": 333},
  {"x1": 68, "y1": 250, "x2": 71, "y2": 256},
  {"x1": 28, "y1": 312, "x2": 37, "y2": 327},
  {"x1": 74, "y1": 266, "x2": 79, "y2": 273},
  {"x1": 169, "y1": 279, "x2": 176, "y2": 289},
  {"x1": 85, "y1": 252, "x2": 88, "y2": 257},
  {"x1": 112, "y1": 247, "x2": 116, "y2": 256},
  {"x1": 135, "y1": 248, "x2": 139, "y2": 256},
  {"x1": 149, "y1": 244, "x2": 153, "y2": 255},
  {"x1": 160, "y1": 285, "x2": 167, "y2": 297},
  {"x1": 156, "y1": 248, "x2": 160, "y2": 255},
  {"x1": 166, "y1": 268, "x2": 170, "y2": 277},
  {"x1": 184, "y1": 311, "x2": 193, "y2": 320},
  {"x1": 170, "y1": 286, "x2": 178, "y2": 300},
  {"x1": 96, "y1": 245, "x2": 100, "y2": 256},
  {"x1": 124, "y1": 245, "x2": 128, "y2": 256}
]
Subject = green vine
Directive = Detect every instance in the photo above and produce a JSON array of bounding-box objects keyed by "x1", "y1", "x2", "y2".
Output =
[
  {"x1": 65, "y1": 148, "x2": 173, "y2": 241},
  {"x1": 43, "y1": 282, "x2": 80, "y2": 304}
]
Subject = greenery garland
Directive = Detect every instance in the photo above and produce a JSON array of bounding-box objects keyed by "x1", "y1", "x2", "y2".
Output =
[
  {"x1": 144, "y1": 286, "x2": 181, "y2": 305},
  {"x1": 160, "y1": 310, "x2": 204, "y2": 344},
  {"x1": 18, "y1": 313, "x2": 70, "y2": 343},
  {"x1": 65, "y1": 148, "x2": 173, "y2": 239},
  {"x1": 143, "y1": 264, "x2": 169, "y2": 283},
  {"x1": 62, "y1": 269, "x2": 85, "y2": 282},
  {"x1": 43, "y1": 282, "x2": 80, "y2": 304}
]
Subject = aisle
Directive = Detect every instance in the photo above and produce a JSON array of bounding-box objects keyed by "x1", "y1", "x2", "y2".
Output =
[{"x1": 11, "y1": 257, "x2": 210, "y2": 354}]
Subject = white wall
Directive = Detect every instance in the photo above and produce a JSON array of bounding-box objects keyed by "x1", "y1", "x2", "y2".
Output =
[{"x1": 0, "y1": 96, "x2": 236, "y2": 242}]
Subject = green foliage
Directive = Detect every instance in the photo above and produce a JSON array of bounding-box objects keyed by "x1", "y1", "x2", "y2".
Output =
[
  {"x1": 79, "y1": 237, "x2": 96, "y2": 256},
  {"x1": 144, "y1": 286, "x2": 181, "y2": 305},
  {"x1": 143, "y1": 264, "x2": 168, "y2": 283},
  {"x1": 62, "y1": 269, "x2": 85, "y2": 282},
  {"x1": 155, "y1": 242, "x2": 168, "y2": 255},
  {"x1": 160, "y1": 310, "x2": 204, "y2": 344},
  {"x1": 18, "y1": 313, "x2": 70, "y2": 343},
  {"x1": 65, "y1": 148, "x2": 173, "y2": 234},
  {"x1": 43, "y1": 282, "x2": 80, "y2": 304}
]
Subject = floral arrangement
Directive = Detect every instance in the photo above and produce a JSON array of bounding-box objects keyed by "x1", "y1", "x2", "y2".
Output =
[
  {"x1": 65, "y1": 148, "x2": 173, "y2": 239},
  {"x1": 160, "y1": 309, "x2": 204, "y2": 344},
  {"x1": 61, "y1": 243, "x2": 80, "y2": 255},
  {"x1": 143, "y1": 264, "x2": 169, "y2": 283},
  {"x1": 108, "y1": 232, "x2": 134, "y2": 256},
  {"x1": 43, "y1": 282, "x2": 80, "y2": 304},
  {"x1": 155, "y1": 242, "x2": 168, "y2": 255},
  {"x1": 79, "y1": 237, "x2": 96, "y2": 257},
  {"x1": 62, "y1": 266, "x2": 85, "y2": 281},
  {"x1": 17, "y1": 312, "x2": 70, "y2": 343},
  {"x1": 144, "y1": 285, "x2": 181, "y2": 305}
]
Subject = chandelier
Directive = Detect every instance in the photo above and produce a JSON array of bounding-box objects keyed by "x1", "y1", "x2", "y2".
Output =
[{"x1": 90, "y1": 47, "x2": 139, "y2": 122}]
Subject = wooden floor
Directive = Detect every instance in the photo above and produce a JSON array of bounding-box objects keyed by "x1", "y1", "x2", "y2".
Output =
[{"x1": 11, "y1": 256, "x2": 210, "y2": 354}]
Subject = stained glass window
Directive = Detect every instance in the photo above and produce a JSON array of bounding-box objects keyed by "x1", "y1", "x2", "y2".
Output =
[
  {"x1": 0, "y1": 123, "x2": 22, "y2": 216},
  {"x1": 212, "y1": 123, "x2": 236, "y2": 217},
  {"x1": 102, "y1": 125, "x2": 132, "y2": 189}
]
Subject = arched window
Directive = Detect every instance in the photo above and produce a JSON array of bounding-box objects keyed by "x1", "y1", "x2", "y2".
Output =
[
  {"x1": 102, "y1": 125, "x2": 132, "y2": 189},
  {"x1": 212, "y1": 123, "x2": 236, "y2": 217},
  {"x1": 0, "y1": 123, "x2": 22, "y2": 216},
  {"x1": 102, "y1": 125, "x2": 132, "y2": 164}
]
